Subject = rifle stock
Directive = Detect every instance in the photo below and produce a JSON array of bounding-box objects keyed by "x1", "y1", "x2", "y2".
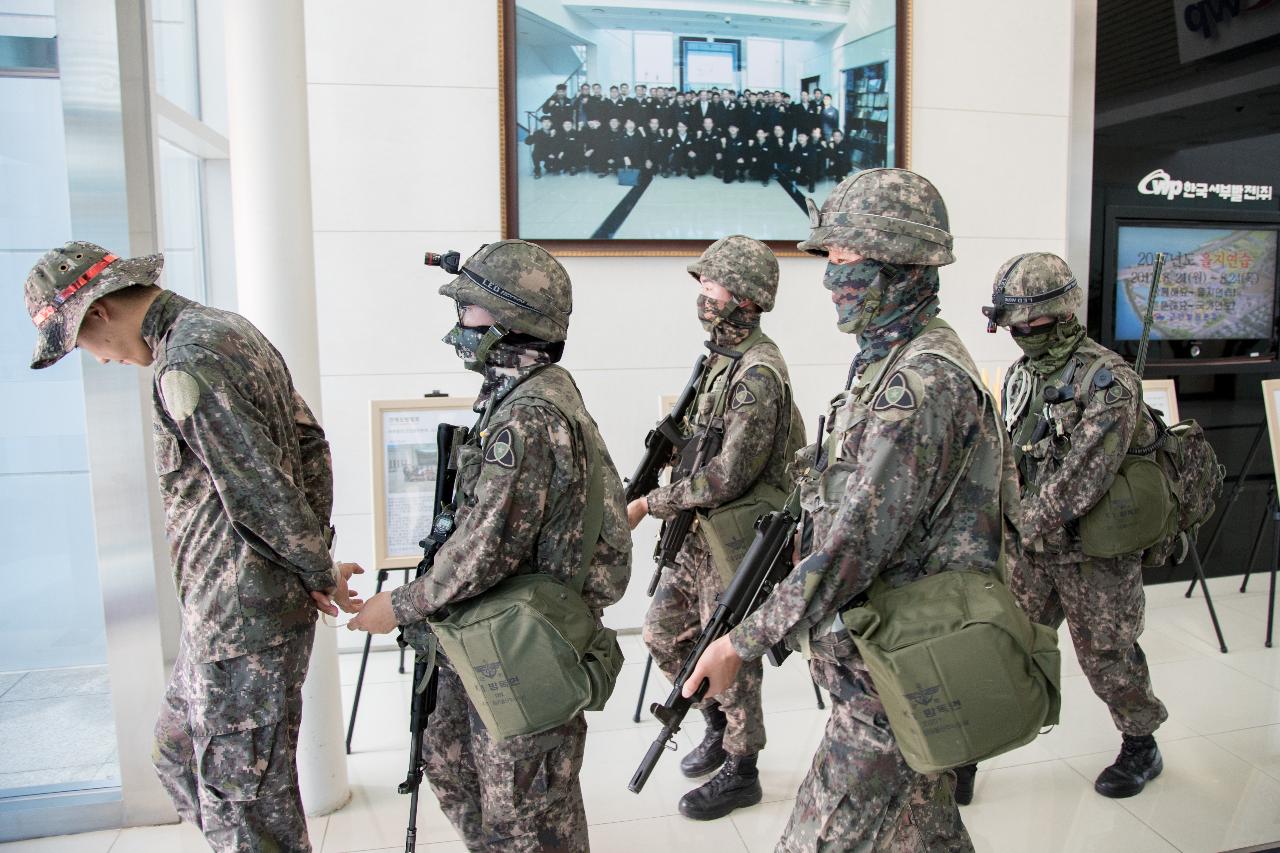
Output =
[{"x1": 628, "y1": 507, "x2": 798, "y2": 793}]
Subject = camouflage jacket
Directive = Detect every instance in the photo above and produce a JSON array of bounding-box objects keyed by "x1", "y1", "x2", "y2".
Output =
[
  {"x1": 730, "y1": 319, "x2": 1018, "y2": 662},
  {"x1": 645, "y1": 330, "x2": 804, "y2": 524},
  {"x1": 391, "y1": 364, "x2": 632, "y2": 624},
  {"x1": 1005, "y1": 335, "x2": 1154, "y2": 563},
  {"x1": 143, "y1": 291, "x2": 335, "y2": 664}
]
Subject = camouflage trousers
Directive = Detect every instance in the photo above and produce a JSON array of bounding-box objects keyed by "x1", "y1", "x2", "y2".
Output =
[
  {"x1": 643, "y1": 537, "x2": 766, "y2": 756},
  {"x1": 1011, "y1": 551, "x2": 1168, "y2": 737},
  {"x1": 425, "y1": 664, "x2": 589, "y2": 852},
  {"x1": 777, "y1": 658, "x2": 972, "y2": 853},
  {"x1": 153, "y1": 625, "x2": 314, "y2": 853}
]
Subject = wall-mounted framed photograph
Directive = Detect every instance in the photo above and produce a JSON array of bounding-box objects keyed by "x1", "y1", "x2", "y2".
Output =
[
  {"x1": 1141, "y1": 378, "x2": 1181, "y2": 424},
  {"x1": 499, "y1": 0, "x2": 911, "y2": 255},
  {"x1": 371, "y1": 397, "x2": 476, "y2": 569}
]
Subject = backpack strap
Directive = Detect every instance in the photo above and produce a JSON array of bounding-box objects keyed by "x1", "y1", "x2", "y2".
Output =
[{"x1": 572, "y1": 432, "x2": 605, "y2": 596}]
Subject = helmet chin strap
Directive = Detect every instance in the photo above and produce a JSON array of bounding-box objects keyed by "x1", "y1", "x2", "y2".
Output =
[{"x1": 473, "y1": 323, "x2": 509, "y2": 365}]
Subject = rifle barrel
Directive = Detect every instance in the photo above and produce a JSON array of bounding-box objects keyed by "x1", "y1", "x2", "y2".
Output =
[{"x1": 1135, "y1": 252, "x2": 1165, "y2": 378}]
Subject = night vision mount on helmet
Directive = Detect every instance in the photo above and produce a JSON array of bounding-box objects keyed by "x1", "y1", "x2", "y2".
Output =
[{"x1": 983, "y1": 252, "x2": 1083, "y2": 332}]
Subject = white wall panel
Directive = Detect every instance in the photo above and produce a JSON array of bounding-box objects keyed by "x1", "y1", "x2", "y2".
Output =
[
  {"x1": 912, "y1": 0, "x2": 1072, "y2": 117},
  {"x1": 913, "y1": 107, "x2": 1070, "y2": 242},
  {"x1": 313, "y1": 230, "x2": 501, "y2": 377},
  {"x1": 307, "y1": 85, "x2": 501, "y2": 234},
  {"x1": 304, "y1": 0, "x2": 498, "y2": 89}
]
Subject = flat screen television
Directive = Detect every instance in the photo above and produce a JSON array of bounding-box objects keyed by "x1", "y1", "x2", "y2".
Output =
[{"x1": 1101, "y1": 206, "x2": 1280, "y2": 366}]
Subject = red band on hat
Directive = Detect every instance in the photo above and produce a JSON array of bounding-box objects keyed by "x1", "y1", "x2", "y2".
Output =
[{"x1": 32, "y1": 254, "x2": 119, "y2": 327}]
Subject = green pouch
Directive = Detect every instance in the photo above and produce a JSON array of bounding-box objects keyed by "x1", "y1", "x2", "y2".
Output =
[
  {"x1": 429, "y1": 573, "x2": 624, "y2": 738},
  {"x1": 1079, "y1": 454, "x2": 1176, "y2": 559},
  {"x1": 841, "y1": 570, "x2": 1061, "y2": 774},
  {"x1": 700, "y1": 483, "x2": 788, "y2": 585},
  {"x1": 427, "y1": 430, "x2": 623, "y2": 739}
]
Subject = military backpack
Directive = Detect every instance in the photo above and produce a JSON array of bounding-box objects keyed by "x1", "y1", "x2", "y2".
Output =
[
  {"x1": 832, "y1": 321, "x2": 1062, "y2": 773},
  {"x1": 428, "y1": 369, "x2": 625, "y2": 739}
]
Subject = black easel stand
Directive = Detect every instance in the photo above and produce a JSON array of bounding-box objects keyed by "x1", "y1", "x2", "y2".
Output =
[
  {"x1": 346, "y1": 566, "x2": 412, "y2": 754},
  {"x1": 1240, "y1": 486, "x2": 1279, "y2": 648},
  {"x1": 631, "y1": 653, "x2": 826, "y2": 725}
]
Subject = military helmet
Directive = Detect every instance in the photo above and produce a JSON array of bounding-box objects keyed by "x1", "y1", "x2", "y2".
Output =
[
  {"x1": 983, "y1": 252, "x2": 1083, "y2": 331},
  {"x1": 687, "y1": 235, "x2": 779, "y2": 311},
  {"x1": 798, "y1": 168, "x2": 954, "y2": 265},
  {"x1": 439, "y1": 239, "x2": 572, "y2": 342},
  {"x1": 25, "y1": 241, "x2": 164, "y2": 369}
]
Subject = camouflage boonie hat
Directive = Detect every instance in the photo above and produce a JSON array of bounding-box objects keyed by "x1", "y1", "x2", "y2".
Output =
[
  {"x1": 24, "y1": 241, "x2": 164, "y2": 369},
  {"x1": 439, "y1": 239, "x2": 572, "y2": 342},
  {"x1": 687, "y1": 235, "x2": 779, "y2": 311},
  {"x1": 985, "y1": 252, "x2": 1083, "y2": 329},
  {"x1": 798, "y1": 168, "x2": 954, "y2": 265}
]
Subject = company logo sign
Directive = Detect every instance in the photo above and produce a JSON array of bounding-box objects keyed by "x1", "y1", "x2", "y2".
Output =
[{"x1": 1137, "y1": 169, "x2": 1274, "y2": 203}]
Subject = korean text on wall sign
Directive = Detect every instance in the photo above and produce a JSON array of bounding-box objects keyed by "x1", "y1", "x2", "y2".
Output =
[{"x1": 1138, "y1": 169, "x2": 1274, "y2": 203}]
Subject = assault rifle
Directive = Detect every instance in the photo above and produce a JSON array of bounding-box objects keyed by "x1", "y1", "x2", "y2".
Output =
[
  {"x1": 625, "y1": 351, "x2": 709, "y2": 595},
  {"x1": 398, "y1": 422, "x2": 461, "y2": 853},
  {"x1": 628, "y1": 503, "x2": 798, "y2": 793}
]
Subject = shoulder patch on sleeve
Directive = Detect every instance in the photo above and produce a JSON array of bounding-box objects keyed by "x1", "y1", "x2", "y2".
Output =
[
  {"x1": 1103, "y1": 382, "x2": 1132, "y2": 407},
  {"x1": 160, "y1": 370, "x2": 201, "y2": 421},
  {"x1": 730, "y1": 381, "x2": 757, "y2": 410},
  {"x1": 871, "y1": 369, "x2": 923, "y2": 421},
  {"x1": 482, "y1": 425, "x2": 520, "y2": 469}
]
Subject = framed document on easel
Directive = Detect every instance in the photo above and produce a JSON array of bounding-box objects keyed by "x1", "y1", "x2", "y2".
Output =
[
  {"x1": 1142, "y1": 379, "x2": 1180, "y2": 423},
  {"x1": 371, "y1": 396, "x2": 475, "y2": 570},
  {"x1": 350, "y1": 395, "x2": 474, "y2": 752},
  {"x1": 1263, "y1": 380, "x2": 1280, "y2": 494}
]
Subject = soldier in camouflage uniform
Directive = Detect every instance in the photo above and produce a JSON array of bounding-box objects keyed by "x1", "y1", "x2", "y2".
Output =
[
  {"x1": 627, "y1": 235, "x2": 804, "y2": 820},
  {"x1": 22, "y1": 242, "x2": 363, "y2": 853},
  {"x1": 349, "y1": 239, "x2": 632, "y2": 851},
  {"x1": 684, "y1": 169, "x2": 1019, "y2": 852},
  {"x1": 982, "y1": 252, "x2": 1168, "y2": 800}
]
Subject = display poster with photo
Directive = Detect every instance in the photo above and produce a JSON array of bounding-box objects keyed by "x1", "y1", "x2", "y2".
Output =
[
  {"x1": 1141, "y1": 379, "x2": 1180, "y2": 424},
  {"x1": 1263, "y1": 380, "x2": 1280, "y2": 494},
  {"x1": 372, "y1": 398, "x2": 474, "y2": 568}
]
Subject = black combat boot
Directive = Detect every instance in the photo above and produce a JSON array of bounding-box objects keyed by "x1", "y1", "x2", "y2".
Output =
[
  {"x1": 1094, "y1": 734, "x2": 1162, "y2": 798},
  {"x1": 678, "y1": 753, "x2": 763, "y2": 820},
  {"x1": 953, "y1": 763, "x2": 977, "y2": 806},
  {"x1": 680, "y1": 705, "x2": 728, "y2": 777}
]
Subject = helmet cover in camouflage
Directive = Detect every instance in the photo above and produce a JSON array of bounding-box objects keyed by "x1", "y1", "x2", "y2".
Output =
[
  {"x1": 439, "y1": 239, "x2": 572, "y2": 342},
  {"x1": 798, "y1": 168, "x2": 954, "y2": 266},
  {"x1": 24, "y1": 241, "x2": 164, "y2": 369},
  {"x1": 686, "y1": 235, "x2": 779, "y2": 311},
  {"x1": 986, "y1": 252, "x2": 1083, "y2": 328}
]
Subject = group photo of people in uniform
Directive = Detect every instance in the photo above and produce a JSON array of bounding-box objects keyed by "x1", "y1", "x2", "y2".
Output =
[{"x1": 510, "y1": 0, "x2": 896, "y2": 241}]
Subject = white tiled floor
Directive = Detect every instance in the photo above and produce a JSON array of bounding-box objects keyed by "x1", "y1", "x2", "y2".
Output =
[{"x1": 4, "y1": 572, "x2": 1279, "y2": 852}]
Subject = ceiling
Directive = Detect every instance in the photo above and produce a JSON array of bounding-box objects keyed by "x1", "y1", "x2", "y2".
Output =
[
  {"x1": 1095, "y1": 0, "x2": 1280, "y2": 151},
  {"x1": 561, "y1": 1, "x2": 851, "y2": 41}
]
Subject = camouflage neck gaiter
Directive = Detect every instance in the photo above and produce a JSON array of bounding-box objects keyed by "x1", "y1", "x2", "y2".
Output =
[
  {"x1": 1017, "y1": 316, "x2": 1086, "y2": 376},
  {"x1": 476, "y1": 340, "x2": 555, "y2": 410},
  {"x1": 697, "y1": 294, "x2": 762, "y2": 347},
  {"x1": 824, "y1": 262, "x2": 940, "y2": 376}
]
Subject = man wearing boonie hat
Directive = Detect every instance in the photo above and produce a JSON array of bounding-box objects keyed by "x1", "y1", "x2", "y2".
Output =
[{"x1": 24, "y1": 241, "x2": 364, "y2": 852}]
